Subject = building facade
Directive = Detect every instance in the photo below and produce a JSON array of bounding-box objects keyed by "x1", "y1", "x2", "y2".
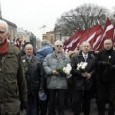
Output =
[{"x1": 42, "y1": 31, "x2": 55, "y2": 44}]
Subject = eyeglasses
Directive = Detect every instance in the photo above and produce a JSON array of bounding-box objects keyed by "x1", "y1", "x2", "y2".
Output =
[{"x1": 56, "y1": 45, "x2": 63, "y2": 47}]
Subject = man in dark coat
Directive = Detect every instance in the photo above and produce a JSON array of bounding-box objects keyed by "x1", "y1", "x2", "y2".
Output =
[
  {"x1": 96, "y1": 39, "x2": 115, "y2": 115},
  {"x1": 0, "y1": 20, "x2": 27, "y2": 115},
  {"x1": 21, "y1": 43, "x2": 44, "y2": 115},
  {"x1": 71, "y1": 41, "x2": 96, "y2": 115}
]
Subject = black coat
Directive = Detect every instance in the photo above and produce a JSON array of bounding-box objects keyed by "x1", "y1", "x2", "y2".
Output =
[
  {"x1": 96, "y1": 48, "x2": 115, "y2": 102},
  {"x1": 96, "y1": 48, "x2": 115, "y2": 83},
  {"x1": 71, "y1": 51, "x2": 96, "y2": 90},
  {"x1": 21, "y1": 55, "x2": 44, "y2": 93}
]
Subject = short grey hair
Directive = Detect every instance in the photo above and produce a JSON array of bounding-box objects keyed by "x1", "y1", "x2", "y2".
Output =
[
  {"x1": 0, "y1": 19, "x2": 9, "y2": 32},
  {"x1": 54, "y1": 40, "x2": 63, "y2": 46}
]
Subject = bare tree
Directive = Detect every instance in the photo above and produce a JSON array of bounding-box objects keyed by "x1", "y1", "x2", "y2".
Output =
[{"x1": 55, "y1": 3, "x2": 113, "y2": 37}]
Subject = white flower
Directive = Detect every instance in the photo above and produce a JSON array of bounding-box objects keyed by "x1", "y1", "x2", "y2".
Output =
[
  {"x1": 57, "y1": 63, "x2": 72, "y2": 79},
  {"x1": 108, "y1": 56, "x2": 111, "y2": 59},
  {"x1": 63, "y1": 63, "x2": 72, "y2": 75},
  {"x1": 22, "y1": 59, "x2": 26, "y2": 63},
  {"x1": 77, "y1": 62, "x2": 88, "y2": 71},
  {"x1": 81, "y1": 62, "x2": 87, "y2": 69}
]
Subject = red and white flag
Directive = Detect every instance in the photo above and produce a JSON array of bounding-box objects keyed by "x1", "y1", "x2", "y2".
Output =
[
  {"x1": 64, "y1": 31, "x2": 82, "y2": 51},
  {"x1": 95, "y1": 18, "x2": 114, "y2": 51},
  {"x1": 77, "y1": 25, "x2": 102, "y2": 47},
  {"x1": 68, "y1": 31, "x2": 85, "y2": 51},
  {"x1": 64, "y1": 31, "x2": 78, "y2": 50},
  {"x1": 113, "y1": 27, "x2": 115, "y2": 41}
]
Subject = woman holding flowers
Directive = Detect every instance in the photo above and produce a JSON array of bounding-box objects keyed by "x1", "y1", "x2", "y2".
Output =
[
  {"x1": 71, "y1": 41, "x2": 96, "y2": 115},
  {"x1": 43, "y1": 40, "x2": 71, "y2": 115}
]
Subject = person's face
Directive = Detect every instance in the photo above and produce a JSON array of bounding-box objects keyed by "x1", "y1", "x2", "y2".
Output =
[
  {"x1": 54, "y1": 44, "x2": 63, "y2": 53},
  {"x1": 25, "y1": 45, "x2": 33, "y2": 56},
  {"x1": 104, "y1": 40, "x2": 112, "y2": 50},
  {"x1": 0, "y1": 23, "x2": 9, "y2": 44},
  {"x1": 82, "y1": 43, "x2": 91, "y2": 53}
]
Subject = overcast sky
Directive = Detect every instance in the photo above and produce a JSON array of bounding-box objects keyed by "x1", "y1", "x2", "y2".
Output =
[{"x1": 1, "y1": 0, "x2": 115, "y2": 39}]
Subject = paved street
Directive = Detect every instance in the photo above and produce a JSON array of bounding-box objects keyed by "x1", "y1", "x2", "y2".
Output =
[
  {"x1": 21, "y1": 98, "x2": 111, "y2": 115},
  {"x1": 65, "y1": 98, "x2": 98, "y2": 115}
]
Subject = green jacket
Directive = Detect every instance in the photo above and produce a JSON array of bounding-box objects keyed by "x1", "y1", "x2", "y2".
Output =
[{"x1": 0, "y1": 43, "x2": 27, "y2": 115}]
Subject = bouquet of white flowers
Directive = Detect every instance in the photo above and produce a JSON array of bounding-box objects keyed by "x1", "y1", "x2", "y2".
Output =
[
  {"x1": 77, "y1": 62, "x2": 88, "y2": 73},
  {"x1": 57, "y1": 63, "x2": 72, "y2": 78}
]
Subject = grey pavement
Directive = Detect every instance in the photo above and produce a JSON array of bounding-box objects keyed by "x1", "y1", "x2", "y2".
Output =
[
  {"x1": 21, "y1": 98, "x2": 110, "y2": 115},
  {"x1": 65, "y1": 98, "x2": 98, "y2": 115}
]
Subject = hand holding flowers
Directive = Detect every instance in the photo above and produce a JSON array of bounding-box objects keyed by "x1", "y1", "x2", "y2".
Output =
[
  {"x1": 77, "y1": 62, "x2": 91, "y2": 79},
  {"x1": 77, "y1": 62, "x2": 87, "y2": 73},
  {"x1": 56, "y1": 63, "x2": 72, "y2": 78}
]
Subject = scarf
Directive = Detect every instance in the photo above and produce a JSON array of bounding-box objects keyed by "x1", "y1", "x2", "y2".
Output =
[{"x1": 0, "y1": 39, "x2": 8, "y2": 55}]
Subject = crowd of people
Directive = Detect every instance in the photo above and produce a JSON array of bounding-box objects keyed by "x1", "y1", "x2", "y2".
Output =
[{"x1": 0, "y1": 19, "x2": 115, "y2": 115}]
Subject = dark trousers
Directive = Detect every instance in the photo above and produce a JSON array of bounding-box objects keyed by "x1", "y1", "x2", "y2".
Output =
[
  {"x1": 27, "y1": 92, "x2": 39, "y2": 115},
  {"x1": 96, "y1": 81, "x2": 115, "y2": 115},
  {"x1": 97, "y1": 101, "x2": 115, "y2": 115},
  {"x1": 0, "y1": 112, "x2": 20, "y2": 115},
  {"x1": 39, "y1": 98, "x2": 48, "y2": 115},
  {"x1": 73, "y1": 90, "x2": 92, "y2": 115},
  {"x1": 48, "y1": 89, "x2": 66, "y2": 115}
]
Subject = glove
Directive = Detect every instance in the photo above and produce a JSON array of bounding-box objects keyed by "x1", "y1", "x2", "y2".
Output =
[
  {"x1": 111, "y1": 65, "x2": 115, "y2": 69},
  {"x1": 20, "y1": 101, "x2": 27, "y2": 111},
  {"x1": 100, "y1": 61, "x2": 111, "y2": 66}
]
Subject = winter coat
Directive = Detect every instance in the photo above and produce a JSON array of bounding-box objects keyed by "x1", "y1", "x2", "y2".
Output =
[
  {"x1": 36, "y1": 45, "x2": 53, "y2": 62},
  {"x1": 0, "y1": 44, "x2": 27, "y2": 115},
  {"x1": 96, "y1": 48, "x2": 115, "y2": 83},
  {"x1": 96, "y1": 48, "x2": 115, "y2": 102},
  {"x1": 43, "y1": 51, "x2": 70, "y2": 89},
  {"x1": 21, "y1": 55, "x2": 44, "y2": 93},
  {"x1": 71, "y1": 51, "x2": 96, "y2": 90}
]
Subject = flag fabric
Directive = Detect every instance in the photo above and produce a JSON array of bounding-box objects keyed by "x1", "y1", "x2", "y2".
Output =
[
  {"x1": 77, "y1": 25, "x2": 102, "y2": 47},
  {"x1": 63, "y1": 18, "x2": 114, "y2": 51},
  {"x1": 70, "y1": 31, "x2": 85, "y2": 51},
  {"x1": 93, "y1": 33, "x2": 103, "y2": 51},
  {"x1": 95, "y1": 18, "x2": 114, "y2": 51},
  {"x1": 64, "y1": 31, "x2": 81, "y2": 51},
  {"x1": 113, "y1": 27, "x2": 115, "y2": 41},
  {"x1": 64, "y1": 31, "x2": 78, "y2": 49},
  {"x1": 91, "y1": 26, "x2": 103, "y2": 50}
]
